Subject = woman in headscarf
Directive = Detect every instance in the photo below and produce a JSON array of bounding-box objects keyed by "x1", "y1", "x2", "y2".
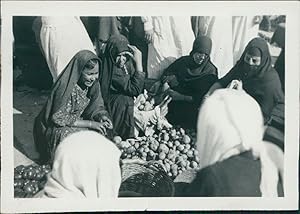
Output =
[
  {"x1": 151, "y1": 36, "x2": 218, "y2": 129},
  {"x1": 191, "y1": 16, "x2": 234, "y2": 78},
  {"x1": 142, "y1": 16, "x2": 195, "y2": 79},
  {"x1": 178, "y1": 89, "x2": 283, "y2": 197},
  {"x1": 206, "y1": 37, "x2": 284, "y2": 124},
  {"x1": 41, "y1": 131, "x2": 121, "y2": 198},
  {"x1": 33, "y1": 50, "x2": 113, "y2": 164},
  {"x1": 100, "y1": 35, "x2": 145, "y2": 140}
]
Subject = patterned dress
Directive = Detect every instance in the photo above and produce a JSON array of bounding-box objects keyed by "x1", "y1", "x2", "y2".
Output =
[{"x1": 46, "y1": 84, "x2": 90, "y2": 160}]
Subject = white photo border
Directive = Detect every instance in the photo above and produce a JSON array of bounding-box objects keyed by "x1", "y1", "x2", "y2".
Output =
[{"x1": 1, "y1": 1, "x2": 299, "y2": 213}]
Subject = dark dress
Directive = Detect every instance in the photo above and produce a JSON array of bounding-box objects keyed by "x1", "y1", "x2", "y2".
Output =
[
  {"x1": 176, "y1": 151, "x2": 284, "y2": 197},
  {"x1": 218, "y1": 38, "x2": 284, "y2": 124},
  {"x1": 100, "y1": 35, "x2": 145, "y2": 139},
  {"x1": 33, "y1": 50, "x2": 109, "y2": 164},
  {"x1": 162, "y1": 55, "x2": 218, "y2": 129}
]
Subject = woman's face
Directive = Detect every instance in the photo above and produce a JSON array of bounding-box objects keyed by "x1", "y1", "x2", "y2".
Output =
[
  {"x1": 79, "y1": 62, "x2": 99, "y2": 88},
  {"x1": 244, "y1": 52, "x2": 261, "y2": 66},
  {"x1": 115, "y1": 51, "x2": 130, "y2": 68},
  {"x1": 192, "y1": 52, "x2": 207, "y2": 65},
  {"x1": 243, "y1": 52, "x2": 262, "y2": 78}
]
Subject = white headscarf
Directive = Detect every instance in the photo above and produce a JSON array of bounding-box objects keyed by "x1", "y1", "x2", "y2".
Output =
[
  {"x1": 196, "y1": 89, "x2": 279, "y2": 197},
  {"x1": 43, "y1": 131, "x2": 122, "y2": 198}
]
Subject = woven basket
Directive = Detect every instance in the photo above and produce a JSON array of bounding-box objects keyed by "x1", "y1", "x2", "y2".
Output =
[{"x1": 119, "y1": 161, "x2": 175, "y2": 197}]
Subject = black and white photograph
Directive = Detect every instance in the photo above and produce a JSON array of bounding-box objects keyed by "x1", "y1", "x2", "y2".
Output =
[{"x1": 1, "y1": 1, "x2": 299, "y2": 213}]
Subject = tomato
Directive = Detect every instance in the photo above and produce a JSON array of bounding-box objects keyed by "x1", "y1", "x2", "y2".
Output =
[{"x1": 23, "y1": 183, "x2": 35, "y2": 194}]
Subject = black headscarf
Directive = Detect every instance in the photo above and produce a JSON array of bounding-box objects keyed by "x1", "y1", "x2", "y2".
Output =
[
  {"x1": 100, "y1": 34, "x2": 131, "y2": 103},
  {"x1": 219, "y1": 37, "x2": 284, "y2": 123},
  {"x1": 167, "y1": 35, "x2": 217, "y2": 83}
]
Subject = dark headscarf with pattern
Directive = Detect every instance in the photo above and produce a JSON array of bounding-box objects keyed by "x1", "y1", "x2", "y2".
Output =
[{"x1": 34, "y1": 50, "x2": 108, "y2": 159}]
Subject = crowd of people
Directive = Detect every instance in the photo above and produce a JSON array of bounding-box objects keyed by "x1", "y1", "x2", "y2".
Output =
[{"x1": 26, "y1": 16, "x2": 285, "y2": 197}]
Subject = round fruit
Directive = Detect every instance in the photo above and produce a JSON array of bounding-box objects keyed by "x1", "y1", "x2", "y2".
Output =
[
  {"x1": 163, "y1": 133, "x2": 170, "y2": 141},
  {"x1": 185, "y1": 144, "x2": 191, "y2": 150},
  {"x1": 179, "y1": 128, "x2": 185, "y2": 135},
  {"x1": 113, "y1": 136, "x2": 122, "y2": 144},
  {"x1": 172, "y1": 170, "x2": 178, "y2": 177},
  {"x1": 159, "y1": 144, "x2": 169, "y2": 154},
  {"x1": 182, "y1": 154, "x2": 188, "y2": 160},
  {"x1": 23, "y1": 183, "x2": 35, "y2": 194},
  {"x1": 144, "y1": 147, "x2": 150, "y2": 153},
  {"x1": 14, "y1": 173, "x2": 22, "y2": 180},
  {"x1": 182, "y1": 148, "x2": 188, "y2": 154},
  {"x1": 193, "y1": 150, "x2": 199, "y2": 156},
  {"x1": 177, "y1": 145, "x2": 184, "y2": 151},
  {"x1": 191, "y1": 161, "x2": 198, "y2": 168},
  {"x1": 182, "y1": 135, "x2": 191, "y2": 144},
  {"x1": 174, "y1": 140, "x2": 180, "y2": 147},
  {"x1": 187, "y1": 150, "x2": 194, "y2": 158},
  {"x1": 127, "y1": 146, "x2": 135, "y2": 154},
  {"x1": 159, "y1": 152, "x2": 166, "y2": 160},
  {"x1": 15, "y1": 165, "x2": 25, "y2": 173},
  {"x1": 167, "y1": 141, "x2": 173, "y2": 148}
]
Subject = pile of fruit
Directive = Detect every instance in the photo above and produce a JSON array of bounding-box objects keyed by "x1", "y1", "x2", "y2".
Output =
[
  {"x1": 14, "y1": 164, "x2": 51, "y2": 197},
  {"x1": 114, "y1": 126, "x2": 199, "y2": 179}
]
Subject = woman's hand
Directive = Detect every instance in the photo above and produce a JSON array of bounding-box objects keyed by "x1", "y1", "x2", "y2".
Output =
[
  {"x1": 99, "y1": 115, "x2": 113, "y2": 130},
  {"x1": 90, "y1": 121, "x2": 107, "y2": 136},
  {"x1": 227, "y1": 79, "x2": 243, "y2": 90},
  {"x1": 127, "y1": 44, "x2": 143, "y2": 72}
]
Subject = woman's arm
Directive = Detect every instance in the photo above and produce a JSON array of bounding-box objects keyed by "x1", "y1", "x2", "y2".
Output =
[
  {"x1": 112, "y1": 45, "x2": 145, "y2": 97},
  {"x1": 73, "y1": 119, "x2": 107, "y2": 135},
  {"x1": 166, "y1": 89, "x2": 193, "y2": 102}
]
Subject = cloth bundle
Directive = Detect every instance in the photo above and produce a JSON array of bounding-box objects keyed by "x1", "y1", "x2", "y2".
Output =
[{"x1": 133, "y1": 90, "x2": 172, "y2": 137}]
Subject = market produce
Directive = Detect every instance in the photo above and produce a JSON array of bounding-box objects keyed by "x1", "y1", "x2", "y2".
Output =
[
  {"x1": 115, "y1": 126, "x2": 199, "y2": 179},
  {"x1": 14, "y1": 164, "x2": 51, "y2": 198}
]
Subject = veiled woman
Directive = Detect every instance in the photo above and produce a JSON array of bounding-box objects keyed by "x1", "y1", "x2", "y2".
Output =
[
  {"x1": 100, "y1": 35, "x2": 145, "y2": 139},
  {"x1": 151, "y1": 36, "x2": 218, "y2": 129},
  {"x1": 207, "y1": 37, "x2": 284, "y2": 124},
  {"x1": 33, "y1": 50, "x2": 112, "y2": 164}
]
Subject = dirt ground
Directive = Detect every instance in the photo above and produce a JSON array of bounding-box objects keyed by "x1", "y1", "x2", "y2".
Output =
[
  {"x1": 12, "y1": 30, "x2": 281, "y2": 168},
  {"x1": 13, "y1": 85, "x2": 50, "y2": 166}
]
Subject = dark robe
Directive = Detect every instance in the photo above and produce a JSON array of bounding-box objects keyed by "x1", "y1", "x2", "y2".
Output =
[
  {"x1": 176, "y1": 151, "x2": 284, "y2": 197},
  {"x1": 219, "y1": 38, "x2": 284, "y2": 124},
  {"x1": 162, "y1": 54, "x2": 218, "y2": 129},
  {"x1": 33, "y1": 50, "x2": 108, "y2": 164},
  {"x1": 100, "y1": 35, "x2": 145, "y2": 139}
]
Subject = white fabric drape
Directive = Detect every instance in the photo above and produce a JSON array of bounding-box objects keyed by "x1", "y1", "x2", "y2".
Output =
[
  {"x1": 37, "y1": 16, "x2": 96, "y2": 82},
  {"x1": 43, "y1": 130, "x2": 122, "y2": 198},
  {"x1": 196, "y1": 89, "x2": 279, "y2": 197},
  {"x1": 142, "y1": 16, "x2": 195, "y2": 79}
]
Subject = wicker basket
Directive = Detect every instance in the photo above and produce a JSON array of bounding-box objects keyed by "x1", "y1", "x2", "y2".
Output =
[{"x1": 119, "y1": 160, "x2": 175, "y2": 197}]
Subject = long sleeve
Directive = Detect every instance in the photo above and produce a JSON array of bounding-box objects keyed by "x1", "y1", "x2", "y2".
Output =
[
  {"x1": 218, "y1": 68, "x2": 239, "y2": 88},
  {"x1": 192, "y1": 74, "x2": 218, "y2": 105},
  {"x1": 112, "y1": 65, "x2": 145, "y2": 97}
]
